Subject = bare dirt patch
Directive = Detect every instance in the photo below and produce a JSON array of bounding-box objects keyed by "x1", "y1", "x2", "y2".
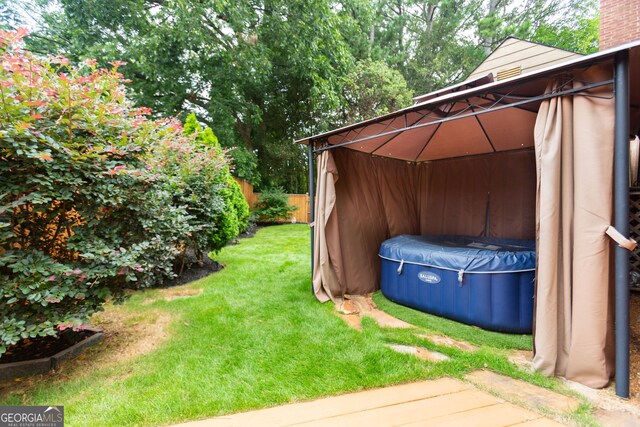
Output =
[
  {"x1": 90, "y1": 308, "x2": 172, "y2": 364},
  {"x1": 162, "y1": 286, "x2": 202, "y2": 301},
  {"x1": 143, "y1": 286, "x2": 203, "y2": 304}
]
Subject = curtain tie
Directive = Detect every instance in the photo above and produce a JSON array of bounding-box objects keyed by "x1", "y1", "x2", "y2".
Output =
[{"x1": 606, "y1": 225, "x2": 638, "y2": 251}]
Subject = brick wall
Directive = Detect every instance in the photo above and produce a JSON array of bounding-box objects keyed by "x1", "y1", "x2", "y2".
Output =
[{"x1": 600, "y1": 0, "x2": 640, "y2": 50}]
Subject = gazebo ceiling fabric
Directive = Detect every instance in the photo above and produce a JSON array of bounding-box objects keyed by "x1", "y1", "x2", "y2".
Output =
[{"x1": 323, "y1": 93, "x2": 541, "y2": 162}]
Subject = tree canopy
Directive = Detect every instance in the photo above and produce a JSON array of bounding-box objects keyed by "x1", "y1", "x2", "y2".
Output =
[{"x1": 5, "y1": 0, "x2": 600, "y2": 192}]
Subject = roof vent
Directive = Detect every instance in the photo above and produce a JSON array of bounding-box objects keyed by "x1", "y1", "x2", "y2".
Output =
[{"x1": 496, "y1": 66, "x2": 522, "y2": 81}]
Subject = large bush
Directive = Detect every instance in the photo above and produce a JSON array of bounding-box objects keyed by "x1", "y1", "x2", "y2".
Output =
[
  {"x1": 0, "y1": 30, "x2": 232, "y2": 354},
  {"x1": 149, "y1": 122, "x2": 227, "y2": 267},
  {"x1": 183, "y1": 114, "x2": 250, "y2": 253}
]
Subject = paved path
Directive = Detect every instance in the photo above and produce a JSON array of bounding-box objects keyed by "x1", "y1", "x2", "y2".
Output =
[{"x1": 172, "y1": 378, "x2": 566, "y2": 427}]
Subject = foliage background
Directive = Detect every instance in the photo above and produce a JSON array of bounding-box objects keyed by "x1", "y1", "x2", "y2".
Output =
[{"x1": 0, "y1": 0, "x2": 600, "y2": 193}]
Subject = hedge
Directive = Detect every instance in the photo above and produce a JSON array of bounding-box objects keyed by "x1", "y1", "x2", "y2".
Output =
[{"x1": 0, "y1": 29, "x2": 244, "y2": 354}]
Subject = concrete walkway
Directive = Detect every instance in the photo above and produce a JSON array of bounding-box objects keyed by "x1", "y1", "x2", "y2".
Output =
[{"x1": 172, "y1": 378, "x2": 566, "y2": 427}]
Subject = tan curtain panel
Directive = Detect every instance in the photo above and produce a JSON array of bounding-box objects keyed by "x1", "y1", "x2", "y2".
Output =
[
  {"x1": 532, "y1": 64, "x2": 615, "y2": 388},
  {"x1": 312, "y1": 151, "x2": 343, "y2": 302},
  {"x1": 314, "y1": 148, "x2": 536, "y2": 299}
]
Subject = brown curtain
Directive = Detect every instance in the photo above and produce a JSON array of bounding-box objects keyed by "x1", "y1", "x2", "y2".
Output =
[
  {"x1": 330, "y1": 151, "x2": 412, "y2": 296},
  {"x1": 532, "y1": 64, "x2": 615, "y2": 388},
  {"x1": 416, "y1": 151, "x2": 536, "y2": 239},
  {"x1": 315, "y1": 148, "x2": 536, "y2": 299}
]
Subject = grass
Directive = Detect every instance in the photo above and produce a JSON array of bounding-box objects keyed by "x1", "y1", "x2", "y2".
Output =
[
  {"x1": 0, "y1": 224, "x2": 594, "y2": 426},
  {"x1": 372, "y1": 293, "x2": 533, "y2": 350}
]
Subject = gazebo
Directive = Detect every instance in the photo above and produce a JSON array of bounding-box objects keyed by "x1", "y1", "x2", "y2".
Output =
[{"x1": 297, "y1": 40, "x2": 640, "y2": 398}]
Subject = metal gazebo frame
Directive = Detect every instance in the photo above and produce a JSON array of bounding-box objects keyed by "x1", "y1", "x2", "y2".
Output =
[{"x1": 301, "y1": 41, "x2": 639, "y2": 398}]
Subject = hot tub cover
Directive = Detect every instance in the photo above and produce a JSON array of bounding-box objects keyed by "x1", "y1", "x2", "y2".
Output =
[{"x1": 379, "y1": 235, "x2": 536, "y2": 273}]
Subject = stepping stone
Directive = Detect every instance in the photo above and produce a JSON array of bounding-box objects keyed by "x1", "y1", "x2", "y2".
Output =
[
  {"x1": 338, "y1": 313, "x2": 362, "y2": 331},
  {"x1": 465, "y1": 370, "x2": 580, "y2": 414},
  {"x1": 343, "y1": 294, "x2": 377, "y2": 312},
  {"x1": 387, "y1": 344, "x2": 450, "y2": 362},
  {"x1": 338, "y1": 299, "x2": 358, "y2": 315},
  {"x1": 562, "y1": 377, "x2": 640, "y2": 426},
  {"x1": 508, "y1": 349, "x2": 534, "y2": 371},
  {"x1": 418, "y1": 334, "x2": 478, "y2": 352},
  {"x1": 364, "y1": 310, "x2": 413, "y2": 329},
  {"x1": 595, "y1": 408, "x2": 640, "y2": 427},
  {"x1": 336, "y1": 295, "x2": 412, "y2": 329}
]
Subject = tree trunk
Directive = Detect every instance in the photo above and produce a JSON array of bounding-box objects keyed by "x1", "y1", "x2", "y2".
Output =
[
  {"x1": 483, "y1": 0, "x2": 501, "y2": 54},
  {"x1": 235, "y1": 121, "x2": 253, "y2": 151},
  {"x1": 425, "y1": 4, "x2": 436, "y2": 33}
]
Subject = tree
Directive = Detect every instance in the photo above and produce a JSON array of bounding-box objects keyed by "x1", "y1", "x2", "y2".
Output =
[
  {"x1": 182, "y1": 113, "x2": 250, "y2": 254},
  {"x1": 531, "y1": 0, "x2": 599, "y2": 54},
  {"x1": 18, "y1": 0, "x2": 355, "y2": 193},
  {"x1": 0, "y1": 0, "x2": 30, "y2": 30},
  {"x1": 340, "y1": 0, "x2": 599, "y2": 95},
  {"x1": 339, "y1": 59, "x2": 413, "y2": 126}
]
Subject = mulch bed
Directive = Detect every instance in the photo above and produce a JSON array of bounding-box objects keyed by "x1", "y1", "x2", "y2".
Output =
[
  {"x1": 1, "y1": 329, "x2": 95, "y2": 364},
  {"x1": 162, "y1": 223, "x2": 266, "y2": 288},
  {"x1": 162, "y1": 254, "x2": 224, "y2": 288},
  {"x1": 239, "y1": 222, "x2": 261, "y2": 238},
  {"x1": 0, "y1": 225, "x2": 271, "y2": 368}
]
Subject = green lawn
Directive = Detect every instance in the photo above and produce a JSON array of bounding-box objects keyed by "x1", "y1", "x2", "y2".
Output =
[{"x1": 0, "y1": 225, "x2": 591, "y2": 426}]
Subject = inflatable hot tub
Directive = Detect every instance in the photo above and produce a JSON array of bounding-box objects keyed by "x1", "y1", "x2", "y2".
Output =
[{"x1": 379, "y1": 235, "x2": 536, "y2": 333}]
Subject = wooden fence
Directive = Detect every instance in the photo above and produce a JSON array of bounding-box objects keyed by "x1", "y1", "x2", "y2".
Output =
[{"x1": 235, "y1": 178, "x2": 310, "y2": 223}]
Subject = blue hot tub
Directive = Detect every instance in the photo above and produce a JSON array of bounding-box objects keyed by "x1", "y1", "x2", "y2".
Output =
[{"x1": 379, "y1": 235, "x2": 536, "y2": 333}]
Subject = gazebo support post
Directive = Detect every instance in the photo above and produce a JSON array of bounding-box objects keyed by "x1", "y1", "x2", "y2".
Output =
[
  {"x1": 308, "y1": 141, "x2": 315, "y2": 293},
  {"x1": 614, "y1": 50, "x2": 630, "y2": 399}
]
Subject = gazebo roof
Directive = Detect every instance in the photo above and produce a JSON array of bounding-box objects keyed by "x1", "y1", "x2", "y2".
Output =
[{"x1": 297, "y1": 39, "x2": 640, "y2": 163}]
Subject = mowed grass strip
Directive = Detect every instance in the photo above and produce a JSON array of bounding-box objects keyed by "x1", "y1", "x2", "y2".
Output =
[{"x1": 0, "y1": 225, "x2": 585, "y2": 426}]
